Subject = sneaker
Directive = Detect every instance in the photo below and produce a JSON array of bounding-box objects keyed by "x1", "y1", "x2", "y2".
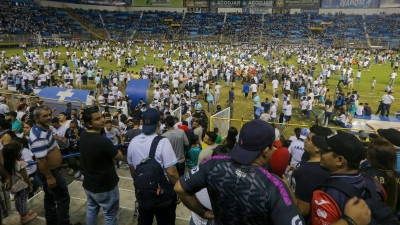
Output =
[
  {"x1": 68, "y1": 168, "x2": 74, "y2": 175},
  {"x1": 74, "y1": 170, "x2": 81, "y2": 178},
  {"x1": 80, "y1": 175, "x2": 84, "y2": 181}
]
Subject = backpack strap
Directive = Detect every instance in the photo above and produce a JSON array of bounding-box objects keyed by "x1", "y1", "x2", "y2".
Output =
[
  {"x1": 149, "y1": 136, "x2": 165, "y2": 159},
  {"x1": 361, "y1": 173, "x2": 378, "y2": 200},
  {"x1": 319, "y1": 178, "x2": 362, "y2": 199}
]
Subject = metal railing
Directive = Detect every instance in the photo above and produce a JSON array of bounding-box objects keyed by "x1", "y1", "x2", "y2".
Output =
[{"x1": 209, "y1": 116, "x2": 376, "y2": 140}]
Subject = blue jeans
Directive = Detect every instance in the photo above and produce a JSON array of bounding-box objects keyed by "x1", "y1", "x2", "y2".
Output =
[
  {"x1": 207, "y1": 100, "x2": 214, "y2": 113},
  {"x1": 84, "y1": 185, "x2": 119, "y2": 225},
  {"x1": 37, "y1": 168, "x2": 71, "y2": 225},
  {"x1": 270, "y1": 117, "x2": 275, "y2": 122}
]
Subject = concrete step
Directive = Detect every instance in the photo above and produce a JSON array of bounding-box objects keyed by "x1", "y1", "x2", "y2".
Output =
[{"x1": 3, "y1": 168, "x2": 192, "y2": 225}]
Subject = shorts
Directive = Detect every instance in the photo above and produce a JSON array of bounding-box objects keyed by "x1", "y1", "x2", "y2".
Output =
[
  {"x1": 82, "y1": 80, "x2": 87, "y2": 85},
  {"x1": 334, "y1": 105, "x2": 341, "y2": 110},
  {"x1": 244, "y1": 92, "x2": 248, "y2": 97},
  {"x1": 89, "y1": 77, "x2": 94, "y2": 80},
  {"x1": 29, "y1": 80, "x2": 35, "y2": 85},
  {"x1": 302, "y1": 110, "x2": 307, "y2": 115},
  {"x1": 285, "y1": 115, "x2": 292, "y2": 121},
  {"x1": 320, "y1": 96, "x2": 325, "y2": 102},
  {"x1": 97, "y1": 84, "x2": 101, "y2": 88}
]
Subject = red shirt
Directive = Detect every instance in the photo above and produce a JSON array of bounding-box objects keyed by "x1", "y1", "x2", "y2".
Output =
[{"x1": 269, "y1": 147, "x2": 289, "y2": 177}]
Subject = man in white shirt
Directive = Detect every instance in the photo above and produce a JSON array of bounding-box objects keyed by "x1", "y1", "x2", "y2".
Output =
[
  {"x1": 250, "y1": 82, "x2": 258, "y2": 99},
  {"x1": 269, "y1": 101, "x2": 277, "y2": 122},
  {"x1": 381, "y1": 92, "x2": 394, "y2": 117},
  {"x1": 214, "y1": 82, "x2": 221, "y2": 103},
  {"x1": 355, "y1": 103, "x2": 364, "y2": 116},
  {"x1": 86, "y1": 91, "x2": 96, "y2": 106},
  {"x1": 127, "y1": 108, "x2": 179, "y2": 224},
  {"x1": 389, "y1": 70, "x2": 397, "y2": 85},
  {"x1": 153, "y1": 87, "x2": 161, "y2": 100},
  {"x1": 271, "y1": 79, "x2": 279, "y2": 95}
]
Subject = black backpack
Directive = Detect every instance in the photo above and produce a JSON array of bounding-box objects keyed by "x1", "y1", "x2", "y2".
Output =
[
  {"x1": 318, "y1": 174, "x2": 400, "y2": 225},
  {"x1": 134, "y1": 136, "x2": 175, "y2": 210}
]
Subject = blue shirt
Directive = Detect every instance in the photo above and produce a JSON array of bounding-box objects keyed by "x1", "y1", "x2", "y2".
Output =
[
  {"x1": 229, "y1": 90, "x2": 235, "y2": 103},
  {"x1": 299, "y1": 87, "x2": 305, "y2": 94},
  {"x1": 242, "y1": 84, "x2": 249, "y2": 93},
  {"x1": 255, "y1": 106, "x2": 264, "y2": 116},
  {"x1": 29, "y1": 125, "x2": 58, "y2": 159}
]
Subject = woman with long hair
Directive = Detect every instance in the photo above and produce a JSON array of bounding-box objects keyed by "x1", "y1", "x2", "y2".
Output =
[
  {"x1": 361, "y1": 138, "x2": 400, "y2": 211},
  {"x1": 222, "y1": 127, "x2": 238, "y2": 150}
]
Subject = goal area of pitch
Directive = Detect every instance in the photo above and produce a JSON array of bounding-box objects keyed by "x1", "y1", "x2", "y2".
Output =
[{"x1": 210, "y1": 107, "x2": 231, "y2": 139}]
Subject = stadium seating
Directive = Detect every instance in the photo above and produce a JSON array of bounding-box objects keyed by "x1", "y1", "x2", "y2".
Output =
[
  {"x1": 0, "y1": 6, "x2": 84, "y2": 37},
  {"x1": 0, "y1": 3, "x2": 399, "y2": 47}
]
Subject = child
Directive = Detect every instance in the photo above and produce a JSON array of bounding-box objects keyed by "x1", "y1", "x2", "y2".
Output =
[
  {"x1": 187, "y1": 135, "x2": 201, "y2": 169},
  {"x1": 3, "y1": 143, "x2": 37, "y2": 224},
  {"x1": 13, "y1": 137, "x2": 43, "y2": 196}
]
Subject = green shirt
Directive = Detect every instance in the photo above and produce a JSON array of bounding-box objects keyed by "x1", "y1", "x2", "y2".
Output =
[
  {"x1": 12, "y1": 119, "x2": 22, "y2": 133},
  {"x1": 215, "y1": 135, "x2": 222, "y2": 144}
]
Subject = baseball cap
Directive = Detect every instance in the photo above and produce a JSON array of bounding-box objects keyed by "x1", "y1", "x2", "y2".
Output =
[
  {"x1": 5, "y1": 111, "x2": 17, "y2": 118},
  {"x1": 142, "y1": 108, "x2": 160, "y2": 134},
  {"x1": 230, "y1": 120, "x2": 275, "y2": 165},
  {"x1": 299, "y1": 128, "x2": 310, "y2": 140},
  {"x1": 312, "y1": 130, "x2": 366, "y2": 164},
  {"x1": 377, "y1": 128, "x2": 400, "y2": 147}
]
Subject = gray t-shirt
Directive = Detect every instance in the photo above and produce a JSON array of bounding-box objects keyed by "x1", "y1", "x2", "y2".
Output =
[
  {"x1": 124, "y1": 128, "x2": 142, "y2": 142},
  {"x1": 162, "y1": 129, "x2": 189, "y2": 163},
  {"x1": 105, "y1": 127, "x2": 121, "y2": 145}
]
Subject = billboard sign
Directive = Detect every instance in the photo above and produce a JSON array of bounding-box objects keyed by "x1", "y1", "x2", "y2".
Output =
[
  {"x1": 210, "y1": 0, "x2": 241, "y2": 7},
  {"x1": 184, "y1": 0, "x2": 209, "y2": 7},
  {"x1": 134, "y1": 0, "x2": 183, "y2": 6},
  {"x1": 301, "y1": 8, "x2": 319, "y2": 13},
  {"x1": 243, "y1": 0, "x2": 273, "y2": 7},
  {"x1": 210, "y1": 0, "x2": 272, "y2": 7},
  {"x1": 321, "y1": 0, "x2": 379, "y2": 8},
  {"x1": 274, "y1": 0, "x2": 320, "y2": 8},
  {"x1": 272, "y1": 7, "x2": 290, "y2": 13},
  {"x1": 379, "y1": 0, "x2": 400, "y2": 7}
]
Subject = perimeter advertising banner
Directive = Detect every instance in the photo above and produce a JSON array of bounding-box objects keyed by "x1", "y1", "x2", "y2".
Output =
[
  {"x1": 379, "y1": 0, "x2": 400, "y2": 7},
  {"x1": 301, "y1": 8, "x2": 319, "y2": 13},
  {"x1": 321, "y1": 0, "x2": 379, "y2": 8},
  {"x1": 80, "y1": 0, "x2": 131, "y2": 5},
  {"x1": 134, "y1": 0, "x2": 183, "y2": 6},
  {"x1": 184, "y1": 0, "x2": 210, "y2": 7},
  {"x1": 274, "y1": 0, "x2": 320, "y2": 8},
  {"x1": 210, "y1": 0, "x2": 273, "y2": 7}
]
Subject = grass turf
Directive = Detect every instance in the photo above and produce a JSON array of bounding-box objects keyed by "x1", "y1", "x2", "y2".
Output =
[{"x1": 1, "y1": 44, "x2": 399, "y2": 126}]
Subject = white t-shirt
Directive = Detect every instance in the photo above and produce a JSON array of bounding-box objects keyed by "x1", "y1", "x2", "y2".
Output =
[
  {"x1": 285, "y1": 105, "x2": 293, "y2": 116},
  {"x1": 272, "y1": 80, "x2": 279, "y2": 89},
  {"x1": 215, "y1": 85, "x2": 221, "y2": 93},
  {"x1": 127, "y1": 133, "x2": 178, "y2": 171},
  {"x1": 288, "y1": 140, "x2": 305, "y2": 165},
  {"x1": 86, "y1": 95, "x2": 96, "y2": 106},
  {"x1": 270, "y1": 105, "x2": 277, "y2": 118},
  {"x1": 250, "y1": 84, "x2": 258, "y2": 92}
]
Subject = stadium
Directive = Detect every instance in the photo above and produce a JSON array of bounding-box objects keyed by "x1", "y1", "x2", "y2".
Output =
[{"x1": 0, "y1": 0, "x2": 400, "y2": 224}]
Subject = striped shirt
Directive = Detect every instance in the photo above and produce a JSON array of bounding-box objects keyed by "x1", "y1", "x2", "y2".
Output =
[{"x1": 29, "y1": 125, "x2": 58, "y2": 159}]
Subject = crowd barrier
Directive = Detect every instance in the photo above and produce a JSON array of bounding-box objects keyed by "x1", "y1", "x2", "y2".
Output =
[{"x1": 210, "y1": 116, "x2": 376, "y2": 140}]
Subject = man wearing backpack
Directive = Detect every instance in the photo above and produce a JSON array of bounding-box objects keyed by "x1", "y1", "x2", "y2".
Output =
[
  {"x1": 310, "y1": 131, "x2": 397, "y2": 225},
  {"x1": 127, "y1": 108, "x2": 180, "y2": 225}
]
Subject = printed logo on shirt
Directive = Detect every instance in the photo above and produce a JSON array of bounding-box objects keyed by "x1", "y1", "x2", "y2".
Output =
[
  {"x1": 191, "y1": 166, "x2": 199, "y2": 174},
  {"x1": 291, "y1": 215, "x2": 303, "y2": 225},
  {"x1": 317, "y1": 209, "x2": 328, "y2": 219},
  {"x1": 314, "y1": 199, "x2": 330, "y2": 205}
]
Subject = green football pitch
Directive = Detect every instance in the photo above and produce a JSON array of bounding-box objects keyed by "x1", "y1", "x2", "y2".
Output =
[{"x1": 1, "y1": 44, "x2": 398, "y2": 125}]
